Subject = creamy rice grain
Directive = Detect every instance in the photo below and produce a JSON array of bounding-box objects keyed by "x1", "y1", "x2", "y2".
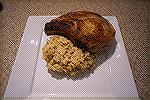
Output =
[{"x1": 42, "y1": 35, "x2": 94, "y2": 77}]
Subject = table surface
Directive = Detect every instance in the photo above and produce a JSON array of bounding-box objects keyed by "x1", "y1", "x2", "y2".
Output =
[{"x1": 0, "y1": 0, "x2": 149, "y2": 100}]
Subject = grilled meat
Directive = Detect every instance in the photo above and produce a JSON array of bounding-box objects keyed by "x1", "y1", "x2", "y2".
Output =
[{"x1": 44, "y1": 11, "x2": 115, "y2": 53}]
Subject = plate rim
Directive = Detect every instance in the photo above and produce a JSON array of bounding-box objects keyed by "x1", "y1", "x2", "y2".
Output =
[{"x1": 4, "y1": 16, "x2": 139, "y2": 98}]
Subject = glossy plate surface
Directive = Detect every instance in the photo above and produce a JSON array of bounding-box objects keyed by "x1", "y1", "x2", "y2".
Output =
[{"x1": 4, "y1": 16, "x2": 139, "y2": 99}]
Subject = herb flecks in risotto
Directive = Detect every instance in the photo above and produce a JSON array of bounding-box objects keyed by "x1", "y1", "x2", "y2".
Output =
[{"x1": 42, "y1": 35, "x2": 94, "y2": 77}]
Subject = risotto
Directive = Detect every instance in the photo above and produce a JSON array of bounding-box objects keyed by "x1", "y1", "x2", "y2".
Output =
[{"x1": 42, "y1": 35, "x2": 94, "y2": 77}]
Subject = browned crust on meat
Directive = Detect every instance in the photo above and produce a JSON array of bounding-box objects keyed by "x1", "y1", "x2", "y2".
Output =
[{"x1": 45, "y1": 11, "x2": 116, "y2": 53}]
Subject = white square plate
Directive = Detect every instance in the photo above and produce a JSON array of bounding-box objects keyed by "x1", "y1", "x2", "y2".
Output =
[{"x1": 4, "y1": 16, "x2": 139, "y2": 99}]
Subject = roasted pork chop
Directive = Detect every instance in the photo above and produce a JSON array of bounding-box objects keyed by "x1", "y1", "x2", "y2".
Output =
[{"x1": 44, "y1": 11, "x2": 116, "y2": 53}]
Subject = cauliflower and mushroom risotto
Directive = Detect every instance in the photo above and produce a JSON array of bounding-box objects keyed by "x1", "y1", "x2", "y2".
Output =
[{"x1": 42, "y1": 35, "x2": 94, "y2": 77}]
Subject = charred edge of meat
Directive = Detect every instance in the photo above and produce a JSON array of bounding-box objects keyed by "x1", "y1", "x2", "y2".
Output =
[
  {"x1": 74, "y1": 39, "x2": 89, "y2": 52},
  {"x1": 44, "y1": 20, "x2": 71, "y2": 32}
]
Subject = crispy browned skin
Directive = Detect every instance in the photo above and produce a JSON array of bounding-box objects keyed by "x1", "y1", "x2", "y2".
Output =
[{"x1": 44, "y1": 11, "x2": 115, "y2": 53}]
